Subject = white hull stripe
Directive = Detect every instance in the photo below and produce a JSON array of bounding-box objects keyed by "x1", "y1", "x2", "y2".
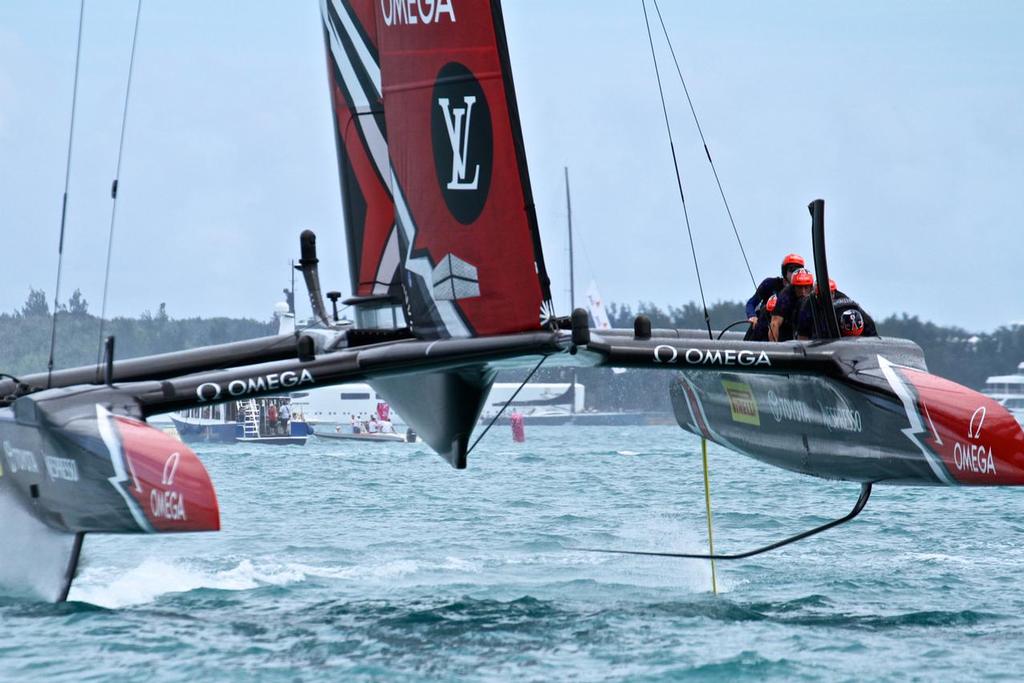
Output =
[
  {"x1": 96, "y1": 405, "x2": 154, "y2": 533},
  {"x1": 877, "y1": 355, "x2": 957, "y2": 485}
]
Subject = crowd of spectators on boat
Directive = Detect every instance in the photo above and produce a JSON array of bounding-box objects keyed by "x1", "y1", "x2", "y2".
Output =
[{"x1": 349, "y1": 413, "x2": 396, "y2": 435}]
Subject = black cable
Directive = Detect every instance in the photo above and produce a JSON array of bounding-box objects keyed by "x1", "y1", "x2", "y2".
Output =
[
  {"x1": 465, "y1": 354, "x2": 547, "y2": 457},
  {"x1": 652, "y1": 0, "x2": 756, "y2": 290},
  {"x1": 97, "y1": 0, "x2": 144, "y2": 364},
  {"x1": 46, "y1": 0, "x2": 86, "y2": 389},
  {"x1": 641, "y1": 0, "x2": 712, "y2": 340}
]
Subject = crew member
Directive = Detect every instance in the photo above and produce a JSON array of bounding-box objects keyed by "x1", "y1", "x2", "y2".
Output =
[
  {"x1": 278, "y1": 402, "x2": 292, "y2": 435},
  {"x1": 749, "y1": 294, "x2": 777, "y2": 341},
  {"x1": 796, "y1": 280, "x2": 878, "y2": 339},
  {"x1": 834, "y1": 295, "x2": 878, "y2": 337},
  {"x1": 796, "y1": 278, "x2": 841, "y2": 340},
  {"x1": 744, "y1": 253, "x2": 805, "y2": 340},
  {"x1": 770, "y1": 269, "x2": 814, "y2": 342}
]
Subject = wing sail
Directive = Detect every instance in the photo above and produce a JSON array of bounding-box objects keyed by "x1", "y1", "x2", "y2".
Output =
[
  {"x1": 374, "y1": 0, "x2": 553, "y2": 338},
  {"x1": 321, "y1": 0, "x2": 403, "y2": 300}
]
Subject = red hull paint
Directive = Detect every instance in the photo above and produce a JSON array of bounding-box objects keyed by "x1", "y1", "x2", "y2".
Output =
[
  {"x1": 113, "y1": 416, "x2": 220, "y2": 532},
  {"x1": 891, "y1": 366, "x2": 1024, "y2": 485}
]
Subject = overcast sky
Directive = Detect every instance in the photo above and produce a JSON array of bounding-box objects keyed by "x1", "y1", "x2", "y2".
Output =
[{"x1": 2, "y1": 1, "x2": 1022, "y2": 331}]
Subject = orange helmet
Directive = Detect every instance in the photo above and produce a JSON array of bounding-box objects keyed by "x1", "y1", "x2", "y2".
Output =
[
  {"x1": 781, "y1": 253, "x2": 806, "y2": 279},
  {"x1": 791, "y1": 269, "x2": 814, "y2": 287},
  {"x1": 765, "y1": 294, "x2": 778, "y2": 313},
  {"x1": 815, "y1": 278, "x2": 837, "y2": 294}
]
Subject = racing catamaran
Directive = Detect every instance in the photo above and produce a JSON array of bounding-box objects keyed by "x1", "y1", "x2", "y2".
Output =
[{"x1": 1, "y1": 0, "x2": 1021, "y2": 602}]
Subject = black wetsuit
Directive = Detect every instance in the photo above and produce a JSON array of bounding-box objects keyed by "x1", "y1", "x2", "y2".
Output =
[
  {"x1": 796, "y1": 290, "x2": 847, "y2": 339},
  {"x1": 771, "y1": 284, "x2": 807, "y2": 342},
  {"x1": 750, "y1": 305, "x2": 774, "y2": 341},
  {"x1": 744, "y1": 277, "x2": 785, "y2": 340},
  {"x1": 796, "y1": 292, "x2": 878, "y2": 338}
]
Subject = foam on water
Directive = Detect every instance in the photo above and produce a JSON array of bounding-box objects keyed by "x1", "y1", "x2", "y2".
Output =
[{"x1": 68, "y1": 558, "x2": 308, "y2": 608}]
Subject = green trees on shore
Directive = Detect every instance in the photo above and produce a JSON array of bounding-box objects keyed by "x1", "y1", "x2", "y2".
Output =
[
  {"x1": 2, "y1": 289, "x2": 1020, "y2": 406},
  {"x1": 0, "y1": 289, "x2": 275, "y2": 376}
]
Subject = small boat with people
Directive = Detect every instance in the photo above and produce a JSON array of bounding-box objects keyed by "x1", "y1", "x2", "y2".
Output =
[
  {"x1": 170, "y1": 396, "x2": 312, "y2": 445},
  {"x1": 308, "y1": 396, "x2": 417, "y2": 443}
]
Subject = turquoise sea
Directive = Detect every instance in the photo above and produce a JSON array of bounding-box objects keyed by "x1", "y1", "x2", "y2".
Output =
[{"x1": 3, "y1": 425, "x2": 1023, "y2": 681}]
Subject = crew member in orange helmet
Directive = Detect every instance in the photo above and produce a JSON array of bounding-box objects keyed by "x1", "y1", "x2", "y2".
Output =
[
  {"x1": 770, "y1": 269, "x2": 814, "y2": 342},
  {"x1": 797, "y1": 279, "x2": 878, "y2": 339},
  {"x1": 743, "y1": 253, "x2": 805, "y2": 341},
  {"x1": 749, "y1": 294, "x2": 777, "y2": 341}
]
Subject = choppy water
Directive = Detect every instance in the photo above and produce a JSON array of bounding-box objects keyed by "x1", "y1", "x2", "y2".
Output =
[{"x1": 3, "y1": 425, "x2": 1024, "y2": 681}]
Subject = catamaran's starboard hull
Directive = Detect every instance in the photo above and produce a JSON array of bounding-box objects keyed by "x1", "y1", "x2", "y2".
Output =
[{"x1": 671, "y1": 354, "x2": 1024, "y2": 486}]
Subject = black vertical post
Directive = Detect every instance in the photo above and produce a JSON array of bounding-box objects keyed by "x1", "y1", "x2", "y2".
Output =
[
  {"x1": 809, "y1": 199, "x2": 840, "y2": 339},
  {"x1": 103, "y1": 336, "x2": 115, "y2": 386}
]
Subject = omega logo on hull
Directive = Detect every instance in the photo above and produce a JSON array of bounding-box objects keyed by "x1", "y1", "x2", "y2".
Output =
[
  {"x1": 196, "y1": 368, "x2": 315, "y2": 403},
  {"x1": 953, "y1": 405, "x2": 997, "y2": 475},
  {"x1": 653, "y1": 345, "x2": 772, "y2": 368}
]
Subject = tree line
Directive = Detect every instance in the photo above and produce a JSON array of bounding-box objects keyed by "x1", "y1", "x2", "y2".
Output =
[
  {"x1": 1, "y1": 289, "x2": 1020, "y2": 412},
  {"x1": 0, "y1": 289, "x2": 275, "y2": 377}
]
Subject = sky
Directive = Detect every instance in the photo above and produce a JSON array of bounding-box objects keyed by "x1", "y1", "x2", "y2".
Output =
[{"x1": 1, "y1": 1, "x2": 1022, "y2": 331}]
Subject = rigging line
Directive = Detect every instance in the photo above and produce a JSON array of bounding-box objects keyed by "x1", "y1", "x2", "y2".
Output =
[
  {"x1": 46, "y1": 0, "x2": 87, "y2": 389},
  {"x1": 465, "y1": 354, "x2": 547, "y2": 457},
  {"x1": 652, "y1": 0, "x2": 756, "y2": 289},
  {"x1": 641, "y1": 0, "x2": 712, "y2": 340},
  {"x1": 96, "y1": 0, "x2": 144, "y2": 365}
]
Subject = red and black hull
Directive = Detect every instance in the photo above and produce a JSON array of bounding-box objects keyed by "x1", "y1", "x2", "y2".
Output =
[{"x1": 667, "y1": 339, "x2": 1024, "y2": 486}]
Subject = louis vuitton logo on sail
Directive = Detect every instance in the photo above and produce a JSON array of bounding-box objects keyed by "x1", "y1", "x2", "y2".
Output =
[
  {"x1": 438, "y1": 96, "x2": 479, "y2": 191},
  {"x1": 431, "y1": 62, "x2": 492, "y2": 224}
]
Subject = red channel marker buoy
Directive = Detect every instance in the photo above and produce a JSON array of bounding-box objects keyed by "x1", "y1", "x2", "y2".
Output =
[{"x1": 510, "y1": 411, "x2": 526, "y2": 442}]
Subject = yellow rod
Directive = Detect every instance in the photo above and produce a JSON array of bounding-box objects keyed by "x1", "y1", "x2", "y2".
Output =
[{"x1": 701, "y1": 437, "x2": 718, "y2": 594}]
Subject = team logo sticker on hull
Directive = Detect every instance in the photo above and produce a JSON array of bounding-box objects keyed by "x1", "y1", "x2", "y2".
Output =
[
  {"x1": 722, "y1": 380, "x2": 760, "y2": 426},
  {"x1": 431, "y1": 62, "x2": 492, "y2": 224}
]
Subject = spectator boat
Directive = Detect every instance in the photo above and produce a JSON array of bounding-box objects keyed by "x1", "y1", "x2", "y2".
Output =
[{"x1": 169, "y1": 397, "x2": 311, "y2": 445}]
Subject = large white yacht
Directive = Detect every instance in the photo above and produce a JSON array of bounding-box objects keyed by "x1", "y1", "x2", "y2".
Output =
[{"x1": 983, "y1": 362, "x2": 1024, "y2": 420}]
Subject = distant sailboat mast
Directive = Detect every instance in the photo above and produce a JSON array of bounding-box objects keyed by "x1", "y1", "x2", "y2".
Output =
[
  {"x1": 565, "y1": 166, "x2": 574, "y2": 310},
  {"x1": 565, "y1": 166, "x2": 578, "y2": 415}
]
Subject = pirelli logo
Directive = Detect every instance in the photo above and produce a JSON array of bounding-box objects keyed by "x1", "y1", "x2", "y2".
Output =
[{"x1": 722, "y1": 380, "x2": 760, "y2": 426}]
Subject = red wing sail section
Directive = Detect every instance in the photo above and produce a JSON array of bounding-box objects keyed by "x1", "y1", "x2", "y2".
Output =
[
  {"x1": 321, "y1": 0, "x2": 403, "y2": 299},
  {"x1": 375, "y1": 0, "x2": 554, "y2": 338}
]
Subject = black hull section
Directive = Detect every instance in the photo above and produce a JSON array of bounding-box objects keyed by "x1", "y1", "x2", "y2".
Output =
[{"x1": 670, "y1": 369, "x2": 938, "y2": 485}]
